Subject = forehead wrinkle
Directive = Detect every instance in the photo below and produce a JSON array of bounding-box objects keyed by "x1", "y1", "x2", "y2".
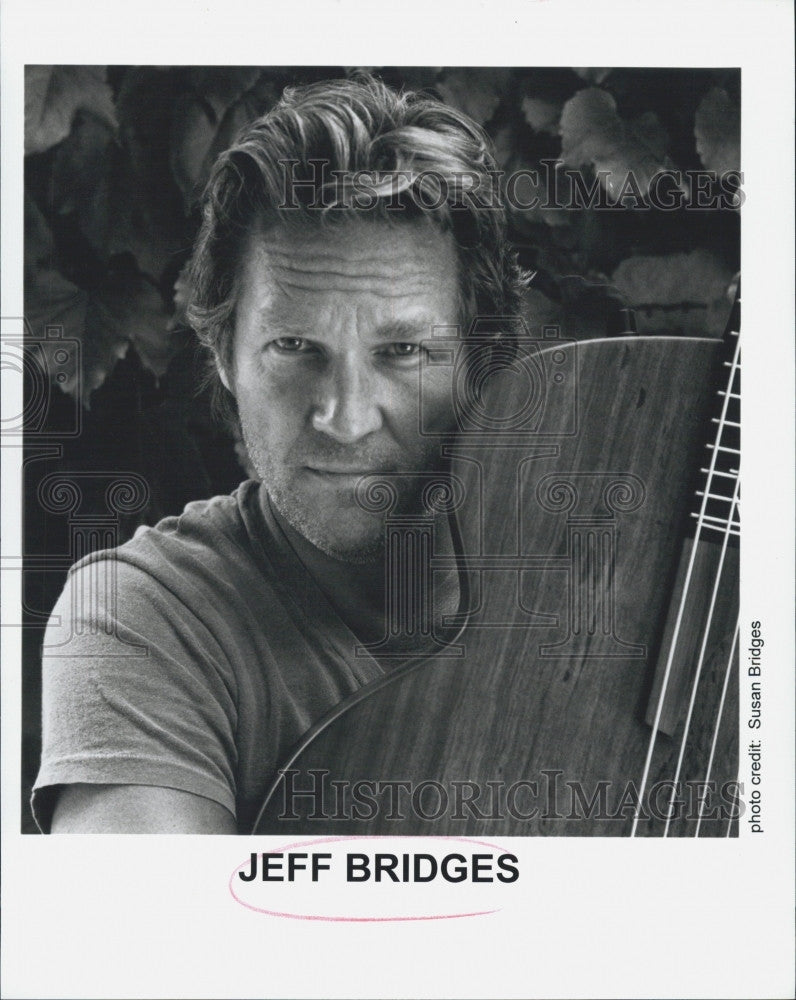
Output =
[
  {"x1": 264, "y1": 245, "x2": 434, "y2": 272},
  {"x1": 239, "y1": 220, "x2": 462, "y2": 329},
  {"x1": 253, "y1": 297, "x2": 440, "y2": 337},
  {"x1": 260, "y1": 249, "x2": 450, "y2": 293},
  {"x1": 247, "y1": 261, "x2": 449, "y2": 308},
  {"x1": 250, "y1": 219, "x2": 456, "y2": 273},
  {"x1": 264, "y1": 272, "x2": 441, "y2": 298}
]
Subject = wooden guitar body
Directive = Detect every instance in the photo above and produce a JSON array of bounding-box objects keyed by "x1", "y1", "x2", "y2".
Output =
[{"x1": 254, "y1": 335, "x2": 740, "y2": 837}]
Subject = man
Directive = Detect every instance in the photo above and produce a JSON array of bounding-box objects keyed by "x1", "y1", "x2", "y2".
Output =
[{"x1": 33, "y1": 74, "x2": 529, "y2": 833}]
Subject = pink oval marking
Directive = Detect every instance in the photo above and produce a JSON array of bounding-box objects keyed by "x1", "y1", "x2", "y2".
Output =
[{"x1": 229, "y1": 835, "x2": 508, "y2": 922}]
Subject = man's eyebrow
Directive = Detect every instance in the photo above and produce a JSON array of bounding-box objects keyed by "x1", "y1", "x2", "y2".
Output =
[
  {"x1": 252, "y1": 305, "x2": 306, "y2": 335},
  {"x1": 372, "y1": 319, "x2": 438, "y2": 340},
  {"x1": 251, "y1": 309, "x2": 441, "y2": 340}
]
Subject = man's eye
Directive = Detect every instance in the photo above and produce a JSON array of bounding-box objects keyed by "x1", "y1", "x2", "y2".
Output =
[
  {"x1": 271, "y1": 337, "x2": 307, "y2": 353},
  {"x1": 386, "y1": 342, "x2": 422, "y2": 358}
]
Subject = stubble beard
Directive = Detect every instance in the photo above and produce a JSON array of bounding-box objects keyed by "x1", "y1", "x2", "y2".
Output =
[
  {"x1": 267, "y1": 473, "x2": 388, "y2": 565},
  {"x1": 240, "y1": 420, "x2": 449, "y2": 566},
  {"x1": 239, "y1": 421, "x2": 388, "y2": 565}
]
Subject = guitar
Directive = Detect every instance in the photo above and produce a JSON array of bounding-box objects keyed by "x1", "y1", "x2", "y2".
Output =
[{"x1": 253, "y1": 287, "x2": 741, "y2": 837}]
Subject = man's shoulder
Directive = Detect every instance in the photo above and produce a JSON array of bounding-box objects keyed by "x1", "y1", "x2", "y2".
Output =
[
  {"x1": 47, "y1": 480, "x2": 281, "y2": 652},
  {"x1": 71, "y1": 479, "x2": 271, "y2": 588},
  {"x1": 135, "y1": 479, "x2": 261, "y2": 548}
]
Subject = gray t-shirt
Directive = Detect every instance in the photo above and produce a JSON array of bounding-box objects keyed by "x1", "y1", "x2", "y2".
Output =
[{"x1": 33, "y1": 480, "x2": 385, "y2": 833}]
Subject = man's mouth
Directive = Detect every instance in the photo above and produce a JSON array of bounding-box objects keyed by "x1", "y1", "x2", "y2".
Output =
[{"x1": 304, "y1": 466, "x2": 395, "y2": 477}]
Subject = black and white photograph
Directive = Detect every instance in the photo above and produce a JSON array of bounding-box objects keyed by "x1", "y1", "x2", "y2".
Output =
[
  {"x1": 21, "y1": 62, "x2": 744, "y2": 838},
  {"x1": 2, "y1": 1, "x2": 793, "y2": 998}
]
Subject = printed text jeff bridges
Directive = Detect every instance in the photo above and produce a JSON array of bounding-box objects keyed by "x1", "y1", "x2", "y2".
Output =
[{"x1": 239, "y1": 851, "x2": 520, "y2": 883}]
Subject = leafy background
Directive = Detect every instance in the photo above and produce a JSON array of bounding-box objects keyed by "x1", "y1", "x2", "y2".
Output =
[{"x1": 22, "y1": 65, "x2": 740, "y2": 829}]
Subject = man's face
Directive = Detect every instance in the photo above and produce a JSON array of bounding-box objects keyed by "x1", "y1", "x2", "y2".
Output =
[{"x1": 223, "y1": 218, "x2": 461, "y2": 562}]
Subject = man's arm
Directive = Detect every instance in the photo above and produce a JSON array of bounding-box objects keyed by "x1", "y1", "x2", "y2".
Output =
[
  {"x1": 36, "y1": 557, "x2": 242, "y2": 835},
  {"x1": 51, "y1": 784, "x2": 238, "y2": 834}
]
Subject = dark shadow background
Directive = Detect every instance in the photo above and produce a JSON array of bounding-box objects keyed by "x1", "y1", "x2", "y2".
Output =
[{"x1": 21, "y1": 65, "x2": 740, "y2": 830}]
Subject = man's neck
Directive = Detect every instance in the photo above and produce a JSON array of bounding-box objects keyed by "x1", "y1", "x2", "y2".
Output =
[{"x1": 270, "y1": 502, "x2": 460, "y2": 654}]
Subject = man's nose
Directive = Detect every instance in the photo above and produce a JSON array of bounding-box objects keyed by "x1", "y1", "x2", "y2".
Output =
[{"x1": 310, "y1": 357, "x2": 383, "y2": 443}]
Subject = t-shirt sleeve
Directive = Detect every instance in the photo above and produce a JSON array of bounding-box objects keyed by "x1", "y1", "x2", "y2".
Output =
[{"x1": 32, "y1": 555, "x2": 240, "y2": 832}]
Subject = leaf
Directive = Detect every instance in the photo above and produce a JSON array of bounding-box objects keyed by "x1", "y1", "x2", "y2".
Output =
[
  {"x1": 25, "y1": 196, "x2": 176, "y2": 400},
  {"x1": 106, "y1": 154, "x2": 187, "y2": 280},
  {"x1": 108, "y1": 68, "x2": 192, "y2": 280},
  {"x1": 24, "y1": 265, "x2": 89, "y2": 398},
  {"x1": 170, "y1": 71, "x2": 280, "y2": 210},
  {"x1": 51, "y1": 111, "x2": 116, "y2": 254},
  {"x1": 23, "y1": 260, "x2": 137, "y2": 403},
  {"x1": 521, "y1": 285, "x2": 563, "y2": 332},
  {"x1": 125, "y1": 284, "x2": 179, "y2": 379},
  {"x1": 170, "y1": 96, "x2": 218, "y2": 201},
  {"x1": 560, "y1": 87, "x2": 677, "y2": 203},
  {"x1": 491, "y1": 124, "x2": 517, "y2": 170},
  {"x1": 94, "y1": 268, "x2": 178, "y2": 379},
  {"x1": 388, "y1": 68, "x2": 443, "y2": 91},
  {"x1": 503, "y1": 161, "x2": 570, "y2": 232},
  {"x1": 169, "y1": 68, "x2": 261, "y2": 199},
  {"x1": 24, "y1": 193, "x2": 54, "y2": 270},
  {"x1": 573, "y1": 68, "x2": 612, "y2": 85},
  {"x1": 168, "y1": 260, "x2": 193, "y2": 332},
  {"x1": 551, "y1": 274, "x2": 631, "y2": 340},
  {"x1": 560, "y1": 88, "x2": 621, "y2": 163},
  {"x1": 631, "y1": 110, "x2": 669, "y2": 161},
  {"x1": 25, "y1": 66, "x2": 116, "y2": 155},
  {"x1": 521, "y1": 96, "x2": 562, "y2": 135},
  {"x1": 610, "y1": 249, "x2": 734, "y2": 337},
  {"x1": 694, "y1": 87, "x2": 740, "y2": 174},
  {"x1": 436, "y1": 69, "x2": 511, "y2": 125},
  {"x1": 80, "y1": 297, "x2": 133, "y2": 399},
  {"x1": 25, "y1": 195, "x2": 88, "y2": 397},
  {"x1": 492, "y1": 130, "x2": 569, "y2": 232},
  {"x1": 185, "y1": 67, "x2": 262, "y2": 121}
]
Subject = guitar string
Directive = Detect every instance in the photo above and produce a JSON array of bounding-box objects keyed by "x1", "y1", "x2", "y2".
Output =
[
  {"x1": 694, "y1": 487, "x2": 741, "y2": 839},
  {"x1": 686, "y1": 341, "x2": 741, "y2": 836},
  {"x1": 662, "y1": 473, "x2": 740, "y2": 836},
  {"x1": 658, "y1": 330, "x2": 741, "y2": 835},
  {"x1": 631, "y1": 332, "x2": 739, "y2": 834},
  {"x1": 694, "y1": 620, "x2": 740, "y2": 836},
  {"x1": 630, "y1": 322, "x2": 741, "y2": 837},
  {"x1": 668, "y1": 328, "x2": 742, "y2": 834}
]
